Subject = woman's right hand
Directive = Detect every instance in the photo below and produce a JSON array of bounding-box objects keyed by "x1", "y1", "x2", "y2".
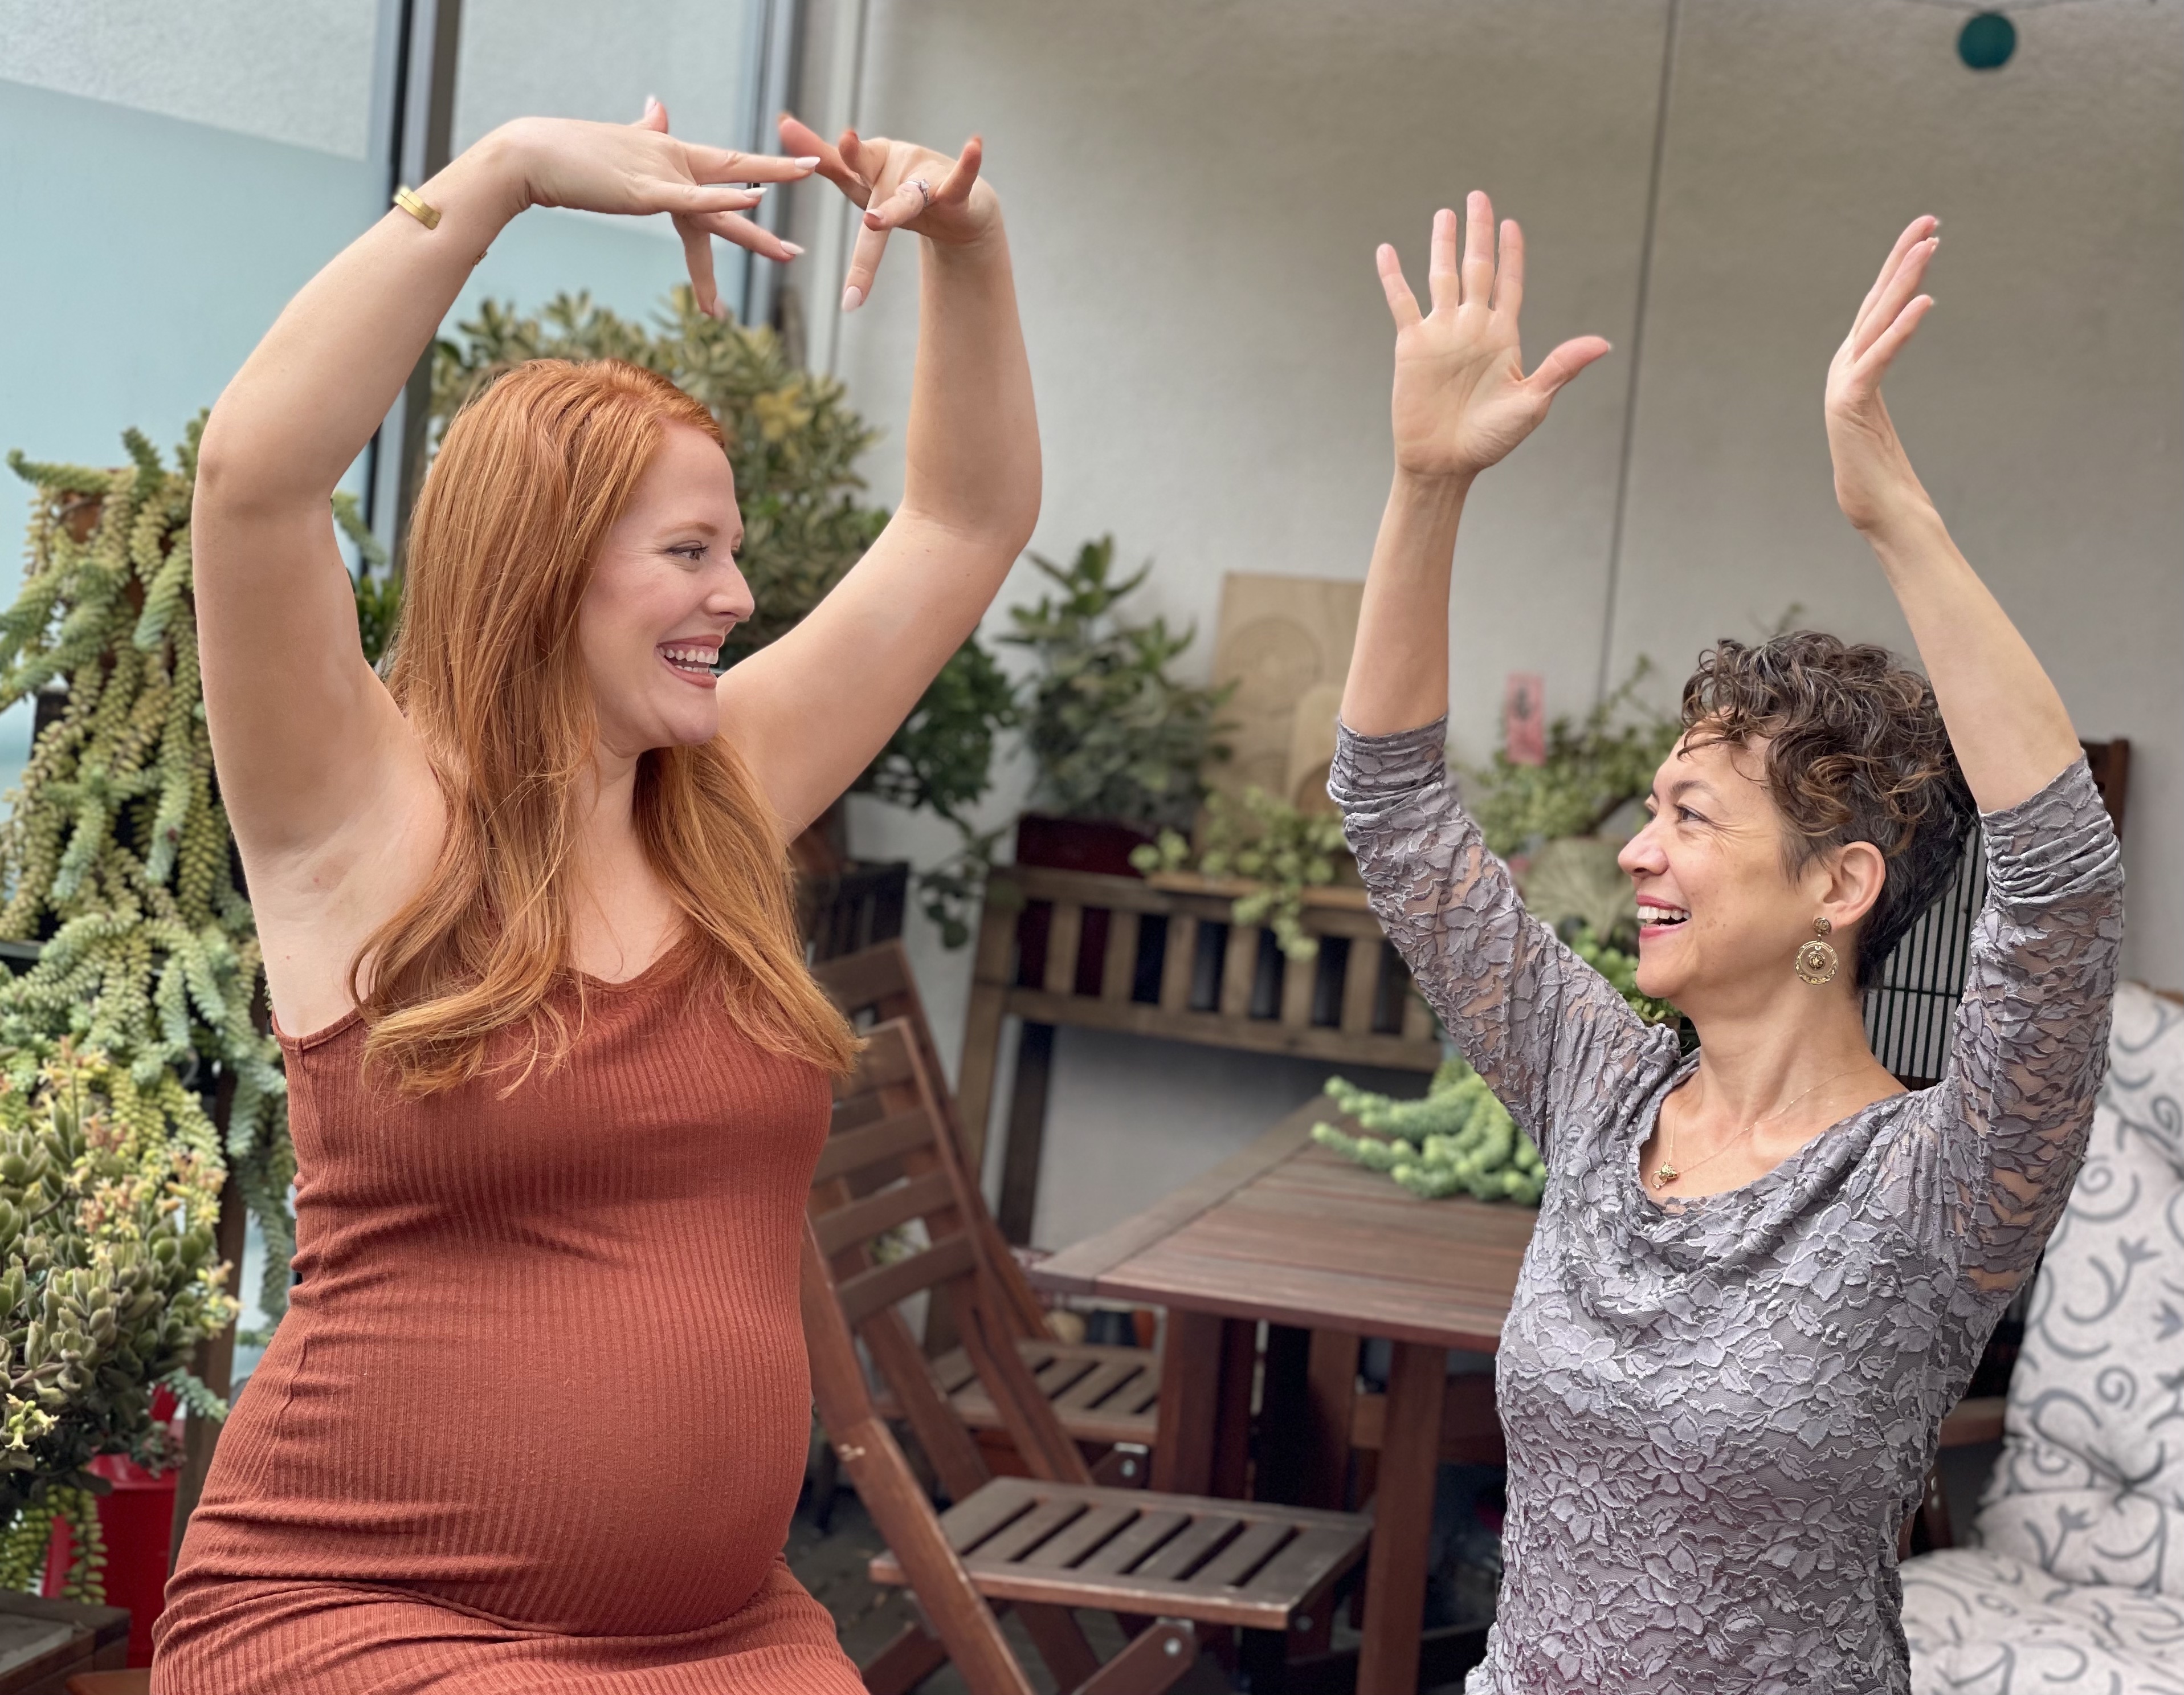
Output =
[
  {"x1": 1377, "y1": 192, "x2": 1610, "y2": 483},
  {"x1": 494, "y1": 104, "x2": 819, "y2": 317}
]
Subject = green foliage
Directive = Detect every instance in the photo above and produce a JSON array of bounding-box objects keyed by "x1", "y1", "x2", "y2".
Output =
[
  {"x1": 0, "y1": 1482, "x2": 100, "y2": 1598},
  {"x1": 0, "y1": 435, "x2": 291, "y2": 1330},
  {"x1": 1132, "y1": 788, "x2": 1349, "y2": 960},
  {"x1": 1312, "y1": 1058, "x2": 1545, "y2": 1205},
  {"x1": 857, "y1": 638, "x2": 1019, "y2": 948},
  {"x1": 0, "y1": 1045, "x2": 235, "y2": 1547},
  {"x1": 429, "y1": 289, "x2": 891, "y2": 668},
  {"x1": 1467, "y1": 659, "x2": 1680, "y2": 859},
  {"x1": 1566, "y1": 922, "x2": 1680, "y2": 1028},
  {"x1": 1005, "y1": 537, "x2": 1232, "y2": 833}
]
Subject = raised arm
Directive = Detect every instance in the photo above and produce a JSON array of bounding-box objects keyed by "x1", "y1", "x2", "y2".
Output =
[
  {"x1": 1823, "y1": 218, "x2": 2083, "y2": 812},
  {"x1": 715, "y1": 118, "x2": 1039, "y2": 837},
  {"x1": 1334, "y1": 198, "x2": 1652, "y2": 1150},
  {"x1": 1341, "y1": 193, "x2": 1608, "y2": 736},
  {"x1": 194, "y1": 108, "x2": 812, "y2": 871},
  {"x1": 1829, "y1": 222, "x2": 2124, "y2": 1289}
]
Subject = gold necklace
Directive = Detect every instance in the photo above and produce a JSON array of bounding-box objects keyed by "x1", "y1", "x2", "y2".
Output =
[{"x1": 1652, "y1": 1065, "x2": 1866, "y2": 1191}]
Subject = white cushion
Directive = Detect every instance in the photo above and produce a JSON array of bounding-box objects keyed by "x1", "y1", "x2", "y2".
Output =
[
  {"x1": 1904, "y1": 1548, "x2": 2184, "y2": 1693},
  {"x1": 1976, "y1": 981, "x2": 2184, "y2": 1597},
  {"x1": 1902, "y1": 982, "x2": 2184, "y2": 1692}
]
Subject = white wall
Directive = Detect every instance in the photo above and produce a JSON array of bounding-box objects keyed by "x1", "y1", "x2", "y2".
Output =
[{"x1": 784, "y1": 0, "x2": 2184, "y2": 1250}]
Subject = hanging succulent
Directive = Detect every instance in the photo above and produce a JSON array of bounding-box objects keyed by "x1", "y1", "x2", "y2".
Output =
[{"x1": 0, "y1": 429, "x2": 291, "y2": 1326}]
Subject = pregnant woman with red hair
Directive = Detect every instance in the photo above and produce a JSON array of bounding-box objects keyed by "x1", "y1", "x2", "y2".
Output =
[{"x1": 152, "y1": 104, "x2": 1035, "y2": 1693}]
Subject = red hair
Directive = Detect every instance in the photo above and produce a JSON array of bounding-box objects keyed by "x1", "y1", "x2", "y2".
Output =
[{"x1": 357, "y1": 358, "x2": 855, "y2": 1093}]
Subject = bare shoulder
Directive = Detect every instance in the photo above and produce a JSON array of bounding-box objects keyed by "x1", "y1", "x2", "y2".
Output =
[{"x1": 244, "y1": 734, "x2": 447, "y2": 1040}]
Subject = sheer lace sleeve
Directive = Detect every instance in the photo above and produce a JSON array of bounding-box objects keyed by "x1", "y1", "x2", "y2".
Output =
[
  {"x1": 1928, "y1": 757, "x2": 2125, "y2": 1298},
  {"x1": 1329, "y1": 717, "x2": 1663, "y2": 1160}
]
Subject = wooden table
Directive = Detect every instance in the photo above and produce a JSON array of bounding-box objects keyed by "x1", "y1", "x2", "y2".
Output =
[{"x1": 1032, "y1": 1097, "x2": 1536, "y2": 1694}]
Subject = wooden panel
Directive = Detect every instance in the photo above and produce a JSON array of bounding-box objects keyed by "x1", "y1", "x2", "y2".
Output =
[
  {"x1": 1158, "y1": 915, "x2": 1198, "y2": 1011},
  {"x1": 1034, "y1": 1100, "x2": 1325, "y2": 1294},
  {"x1": 1280, "y1": 946, "x2": 1316, "y2": 1028},
  {"x1": 1019, "y1": 1502, "x2": 1137, "y2": 1570},
  {"x1": 1357, "y1": 1341, "x2": 1447, "y2": 1695},
  {"x1": 813, "y1": 1109, "x2": 934, "y2": 1184},
  {"x1": 1076, "y1": 1507, "x2": 1189, "y2": 1576},
  {"x1": 974, "y1": 1495, "x2": 1089, "y2": 1566},
  {"x1": 838, "y1": 1029, "x2": 921, "y2": 1095},
  {"x1": 1053, "y1": 1358, "x2": 1146, "y2": 1413},
  {"x1": 1042, "y1": 902, "x2": 1083, "y2": 998},
  {"x1": 838, "y1": 1235, "x2": 978, "y2": 1326},
  {"x1": 1100, "y1": 908, "x2": 1140, "y2": 1004},
  {"x1": 1938, "y1": 1395, "x2": 2006, "y2": 1448},
  {"x1": 1132, "y1": 1514, "x2": 1243, "y2": 1583},
  {"x1": 810, "y1": 1170, "x2": 956, "y2": 1258},
  {"x1": 1218, "y1": 921, "x2": 1258, "y2": 1019},
  {"x1": 1239, "y1": 1524, "x2": 1369, "y2": 1608},
  {"x1": 1352, "y1": 1372, "x2": 1504, "y2": 1462},
  {"x1": 938, "y1": 1480, "x2": 1042, "y2": 1555},
  {"x1": 1339, "y1": 938, "x2": 1382, "y2": 1035},
  {"x1": 1193, "y1": 1518, "x2": 1293, "y2": 1590},
  {"x1": 997, "y1": 988, "x2": 1442, "y2": 1072}
]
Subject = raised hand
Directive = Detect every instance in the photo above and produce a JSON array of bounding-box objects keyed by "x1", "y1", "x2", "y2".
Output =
[
  {"x1": 1377, "y1": 192, "x2": 1610, "y2": 482},
  {"x1": 1826, "y1": 215, "x2": 1940, "y2": 532},
  {"x1": 627, "y1": 99, "x2": 811, "y2": 320},
  {"x1": 779, "y1": 113, "x2": 999, "y2": 312}
]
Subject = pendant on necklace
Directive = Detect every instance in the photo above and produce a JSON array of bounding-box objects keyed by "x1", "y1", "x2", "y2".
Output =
[{"x1": 1652, "y1": 1163, "x2": 1679, "y2": 1189}]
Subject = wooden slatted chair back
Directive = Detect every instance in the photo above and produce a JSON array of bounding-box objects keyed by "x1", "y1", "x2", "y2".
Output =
[
  {"x1": 815, "y1": 1022, "x2": 1095, "y2": 1496},
  {"x1": 813, "y1": 941, "x2": 1052, "y2": 1342}
]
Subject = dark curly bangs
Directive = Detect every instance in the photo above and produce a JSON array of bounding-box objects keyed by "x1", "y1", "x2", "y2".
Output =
[{"x1": 1680, "y1": 631, "x2": 1977, "y2": 989}]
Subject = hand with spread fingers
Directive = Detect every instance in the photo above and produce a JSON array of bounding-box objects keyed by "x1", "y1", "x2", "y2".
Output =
[
  {"x1": 1825, "y1": 215, "x2": 1941, "y2": 533},
  {"x1": 1377, "y1": 190, "x2": 1611, "y2": 484},
  {"x1": 778, "y1": 113, "x2": 999, "y2": 311}
]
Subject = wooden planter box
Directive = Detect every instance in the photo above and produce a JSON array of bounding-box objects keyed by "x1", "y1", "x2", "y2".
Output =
[{"x1": 959, "y1": 863, "x2": 1440, "y2": 1243}]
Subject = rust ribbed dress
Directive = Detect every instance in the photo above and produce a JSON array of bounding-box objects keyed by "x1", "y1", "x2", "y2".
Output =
[{"x1": 152, "y1": 948, "x2": 865, "y2": 1693}]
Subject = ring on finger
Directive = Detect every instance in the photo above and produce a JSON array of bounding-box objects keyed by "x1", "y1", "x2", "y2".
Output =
[{"x1": 902, "y1": 176, "x2": 934, "y2": 210}]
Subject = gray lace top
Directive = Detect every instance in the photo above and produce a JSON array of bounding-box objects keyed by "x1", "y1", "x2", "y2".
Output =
[{"x1": 1329, "y1": 720, "x2": 2125, "y2": 1694}]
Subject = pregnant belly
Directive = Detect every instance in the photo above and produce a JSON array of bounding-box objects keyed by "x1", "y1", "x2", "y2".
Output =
[{"x1": 185, "y1": 1264, "x2": 810, "y2": 1636}]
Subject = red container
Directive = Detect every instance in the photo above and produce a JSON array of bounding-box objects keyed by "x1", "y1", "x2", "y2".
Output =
[{"x1": 43, "y1": 1388, "x2": 181, "y2": 1667}]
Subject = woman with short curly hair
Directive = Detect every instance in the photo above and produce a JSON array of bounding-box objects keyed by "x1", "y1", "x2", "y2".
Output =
[{"x1": 1337, "y1": 198, "x2": 2122, "y2": 1693}]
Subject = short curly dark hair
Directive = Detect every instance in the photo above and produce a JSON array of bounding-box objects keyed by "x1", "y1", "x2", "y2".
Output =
[{"x1": 1680, "y1": 631, "x2": 1977, "y2": 989}]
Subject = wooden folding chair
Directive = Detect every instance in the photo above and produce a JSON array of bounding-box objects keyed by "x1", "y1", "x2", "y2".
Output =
[
  {"x1": 805, "y1": 1022, "x2": 1371, "y2": 1694},
  {"x1": 814, "y1": 943, "x2": 1161, "y2": 1474}
]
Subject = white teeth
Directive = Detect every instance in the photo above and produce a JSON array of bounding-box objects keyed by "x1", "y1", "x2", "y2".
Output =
[{"x1": 661, "y1": 645, "x2": 719, "y2": 669}]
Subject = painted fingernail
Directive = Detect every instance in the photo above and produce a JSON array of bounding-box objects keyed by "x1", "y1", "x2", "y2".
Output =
[
  {"x1": 841, "y1": 283, "x2": 865, "y2": 313},
  {"x1": 795, "y1": 155, "x2": 822, "y2": 168},
  {"x1": 780, "y1": 241, "x2": 805, "y2": 258}
]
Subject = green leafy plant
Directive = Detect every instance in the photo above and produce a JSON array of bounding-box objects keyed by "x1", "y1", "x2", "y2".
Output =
[
  {"x1": 0, "y1": 435, "x2": 287, "y2": 1322},
  {"x1": 0, "y1": 1046, "x2": 235, "y2": 1595},
  {"x1": 1005, "y1": 537, "x2": 1232, "y2": 834},
  {"x1": 1467, "y1": 658, "x2": 1680, "y2": 859},
  {"x1": 1132, "y1": 788, "x2": 1349, "y2": 960},
  {"x1": 1312, "y1": 1057, "x2": 1544, "y2": 1205},
  {"x1": 1566, "y1": 923, "x2": 1680, "y2": 1028}
]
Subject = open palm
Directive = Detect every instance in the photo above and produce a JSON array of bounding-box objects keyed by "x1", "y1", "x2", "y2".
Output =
[{"x1": 1379, "y1": 193, "x2": 1610, "y2": 481}]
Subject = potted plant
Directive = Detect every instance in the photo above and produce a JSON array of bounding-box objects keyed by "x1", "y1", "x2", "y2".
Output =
[
  {"x1": 0, "y1": 437, "x2": 250, "y2": 1632},
  {"x1": 1003, "y1": 535, "x2": 1234, "y2": 871}
]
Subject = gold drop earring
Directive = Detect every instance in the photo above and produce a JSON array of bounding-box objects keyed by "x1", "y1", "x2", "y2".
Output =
[{"x1": 1794, "y1": 917, "x2": 1839, "y2": 986}]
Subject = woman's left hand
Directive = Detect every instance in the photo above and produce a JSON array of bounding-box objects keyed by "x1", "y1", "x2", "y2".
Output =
[
  {"x1": 1826, "y1": 216, "x2": 1940, "y2": 533},
  {"x1": 778, "y1": 113, "x2": 999, "y2": 312}
]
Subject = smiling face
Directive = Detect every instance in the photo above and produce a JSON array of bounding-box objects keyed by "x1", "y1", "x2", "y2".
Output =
[
  {"x1": 575, "y1": 423, "x2": 755, "y2": 762},
  {"x1": 1615, "y1": 731, "x2": 1884, "y2": 1018}
]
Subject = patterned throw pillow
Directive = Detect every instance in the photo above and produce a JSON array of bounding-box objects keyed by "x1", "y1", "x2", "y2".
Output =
[
  {"x1": 1901, "y1": 984, "x2": 2184, "y2": 1694},
  {"x1": 1974, "y1": 980, "x2": 2184, "y2": 1596}
]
